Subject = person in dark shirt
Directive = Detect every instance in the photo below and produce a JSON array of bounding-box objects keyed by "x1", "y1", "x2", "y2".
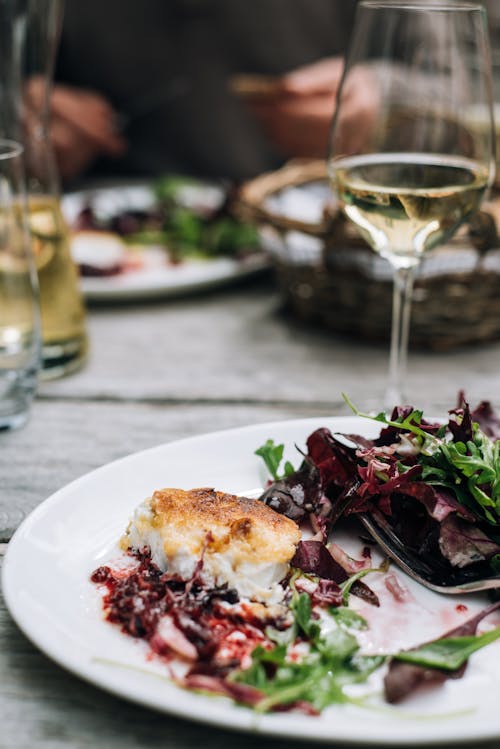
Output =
[{"x1": 51, "y1": 0, "x2": 358, "y2": 183}]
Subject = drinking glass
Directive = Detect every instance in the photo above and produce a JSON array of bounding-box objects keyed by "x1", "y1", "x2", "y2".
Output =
[
  {"x1": 0, "y1": 140, "x2": 40, "y2": 430},
  {"x1": 0, "y1": 0, "x2": 87, "y2": 380},
  {"x1": 328, "y1": 1, "x2": 494, "y2": 406},
  {"x1": 23, "y1": 0, "x2": 87, "y2": 378}
]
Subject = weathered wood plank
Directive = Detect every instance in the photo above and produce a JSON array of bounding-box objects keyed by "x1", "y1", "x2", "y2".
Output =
[{"x1": 36, "y1": 286, "x2": 500, "y2": 411}]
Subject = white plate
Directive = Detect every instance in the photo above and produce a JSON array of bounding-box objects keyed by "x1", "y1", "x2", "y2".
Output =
[
  {"x1": 3, "y1": 416, "x2": 500, "y2": 746},
  {"x1": 61, "y1": 185, "x2": 269, "y2": 302}
]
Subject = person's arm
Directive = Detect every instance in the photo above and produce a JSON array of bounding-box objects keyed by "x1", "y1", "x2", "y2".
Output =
[{"x1": 231, "y1": 57, "x2": 379, "y2": 159}]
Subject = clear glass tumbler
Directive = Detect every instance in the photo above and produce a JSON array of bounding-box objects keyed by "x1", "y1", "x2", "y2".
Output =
[
  {"x1": 0, "y1": 140, "x2": 40, "y2": 430},
  {"x1": 0, "y1": 0, "x2": 87, "y2": 381}
]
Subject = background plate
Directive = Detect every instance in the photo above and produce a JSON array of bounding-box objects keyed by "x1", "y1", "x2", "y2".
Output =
[{"x1": 62, "y1": 184, "x2": 269, "y2": 302}]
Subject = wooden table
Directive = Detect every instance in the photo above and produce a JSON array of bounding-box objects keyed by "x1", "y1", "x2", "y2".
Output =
[{"x1": 2, "y1": 277, "x2": 500, "y2": 749}]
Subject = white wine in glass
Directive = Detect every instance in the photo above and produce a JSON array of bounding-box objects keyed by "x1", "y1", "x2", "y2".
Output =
[{"x1": 329, "y1": 1, "x2": 494, "y2": 407}]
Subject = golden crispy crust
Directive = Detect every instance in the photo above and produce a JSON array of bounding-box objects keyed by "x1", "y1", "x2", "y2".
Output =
[
  {"x1": 150, "y1": 487, "x2": 300, "y2": 564},
  {"x1": 152, "y1": 487, "x2": 295, "y2": 532}
]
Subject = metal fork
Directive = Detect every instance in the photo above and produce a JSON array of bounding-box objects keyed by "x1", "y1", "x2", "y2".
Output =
[{"x1": 359, "y1": 511, "x2": 500, "y2": 594}]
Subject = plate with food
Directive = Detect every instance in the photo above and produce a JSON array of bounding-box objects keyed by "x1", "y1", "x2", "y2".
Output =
[
  {"x1": 61, "y1": 177, "x2": 269, "y2": 301},
  {"x1": 4, "y1": 399, "x2": 500, "y2": 745}
]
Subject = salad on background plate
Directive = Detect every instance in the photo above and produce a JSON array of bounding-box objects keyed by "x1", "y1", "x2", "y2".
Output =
[{"x1": 61, "y1": 176, "x2": 268, "y2": 301}]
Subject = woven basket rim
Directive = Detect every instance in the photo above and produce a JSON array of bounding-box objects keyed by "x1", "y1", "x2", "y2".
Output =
[{"x1": 237, "y1": 159, "x2": 331, "y2": 236}]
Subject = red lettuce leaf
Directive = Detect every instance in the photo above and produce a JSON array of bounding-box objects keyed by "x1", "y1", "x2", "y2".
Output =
[
  {"x1": 292, "y1": 540, "x2": 379, "y2": 607},
  {"x1": 448, "y1": 399, "x2": 473, "y2": 443},
  {"x1": 438, "y1": 514, "x2": 500, "y2": 568},
  {"x1": 292, "y1": 540, "x2": 347, "y2": 582},
  {"x1": 306, "y1": 428, "x2": 361, "y2": 489},
  {"x1": 388, "y1": 483, "x2": 476, "y2": 524}
]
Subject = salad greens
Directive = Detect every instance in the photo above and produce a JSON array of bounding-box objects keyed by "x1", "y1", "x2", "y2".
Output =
[
  {"x1": 343, "y1": 393, "x2": 500, "y2": 527},
  {"x1": 233, "y1": 589, "x2": 384, "y2": 713},
  {"x1": 150, "y1": 175, "x2": 260, "y2": 261},
  {"x1": 248, "y1": 396, "x2": 500, "y2": 710},
  {"x1": 92, "y1": 396, "x2": 500, "y2": 718},
  {"x1": 75, "y1": 174, "x2": 260, "y2": 263},
  {"x1": 233, "y1": 581, "x2": 500, "y2": 711}
]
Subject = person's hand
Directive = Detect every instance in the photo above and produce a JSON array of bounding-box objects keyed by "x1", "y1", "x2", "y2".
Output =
[
  {"x1": 234, "y1": 57, "x2": 379, "y2": 159},
  {"x1": 24, "y1": 78, "x2": 127, "y2": 181}
]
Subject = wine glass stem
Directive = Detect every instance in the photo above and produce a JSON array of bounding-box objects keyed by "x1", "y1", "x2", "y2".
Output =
[{"x1": 385, "y1": 265, "x2": 415, "y2": 407}]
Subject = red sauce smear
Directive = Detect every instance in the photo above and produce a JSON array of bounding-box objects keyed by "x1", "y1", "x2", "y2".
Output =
[{"x1": 91, "y1": 550, "x2": 278, "y2": 673}]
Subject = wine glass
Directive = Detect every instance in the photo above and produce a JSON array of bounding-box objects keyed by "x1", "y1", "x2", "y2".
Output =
[{"x1": 328, "y1": 1, "x2": 494, "y2": 407}]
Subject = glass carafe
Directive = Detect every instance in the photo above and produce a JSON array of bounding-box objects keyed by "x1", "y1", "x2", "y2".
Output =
[{"x1": 0, "y1": 0, "x2": 87, "y2": 378}]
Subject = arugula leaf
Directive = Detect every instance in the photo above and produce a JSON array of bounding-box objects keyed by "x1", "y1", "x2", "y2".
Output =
[
  {"x1": 342, "y1": 393, "x2": 430, "y2": 441},
  {"x1": 265, "y1": 624, "x2": 297, "y2": 646},
  {"x1": 234, "y1": 572, "x2": 500, "y2": 713},
  {"x1": 291, "y1": 592, "x2": 319, "y2": 639},
  {"x1": 394, "y1": 626, "x2": 500, "y2": 671},
  {"x1": 340, "y1": 562, "x2": 389, "y2": 606},
  {"x1": 154, "y1": 175, "x2": 200, "y2": 203},
  {"x1": 233, "y1": 603, "x2": 500, "y2": 713},
  {"x1": 420, "y1": 428, "x2": 500, "y2": 525},
  {"x1": 255, "y1": 439, "x2": 295, "y2": 481}
]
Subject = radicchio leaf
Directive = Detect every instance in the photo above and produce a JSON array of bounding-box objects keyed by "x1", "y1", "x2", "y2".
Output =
[
  {"x1": 357, "y1": 457, "x2": 422, "y2": 503},
  {"x1": 329, "y1": 480, "x2": 367, "y2": 524},
  {"x1": 306, "y1": 428, "x2": 360, "y2": 489},
  {"x1": 438, "y1": 514, "x2": 500, "y2": 568},
  {"x1": 392, "y1": 483, "x2": 476, "y2": 524},
  {"x1": 384, "y1": 573, "x2": 410, "y2": 602},
  {"x1": 375, "y1": 406, "x2": 416, "y2": 446},
  {"x1": 292, "y1": 540, "x2": 347, "y2": 582},
  {"x1": 327, "y1": 542, "x2": 372, "y2": 574},
  {"x1": 448, "y1": 401, "x2": 473, "y2": 443},
  {"x1": 295, "y1": 576, "x2": 344, "y2": 607},
  {"x1": 292, "y1": 540, "x2": 379, "y2": 607},
  {"x1": 259, "y1": 458, "x2": 323, "y2": 521}
]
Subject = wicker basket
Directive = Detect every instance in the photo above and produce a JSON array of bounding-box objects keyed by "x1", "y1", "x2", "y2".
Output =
[{"x1": 237, "y1": 160, "x2": 500, "y2": 351}]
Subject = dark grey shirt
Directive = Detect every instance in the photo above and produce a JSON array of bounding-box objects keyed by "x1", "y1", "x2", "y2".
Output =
[{"x1": 56, "y1": 0, "x2": 358, "y2": 180}]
